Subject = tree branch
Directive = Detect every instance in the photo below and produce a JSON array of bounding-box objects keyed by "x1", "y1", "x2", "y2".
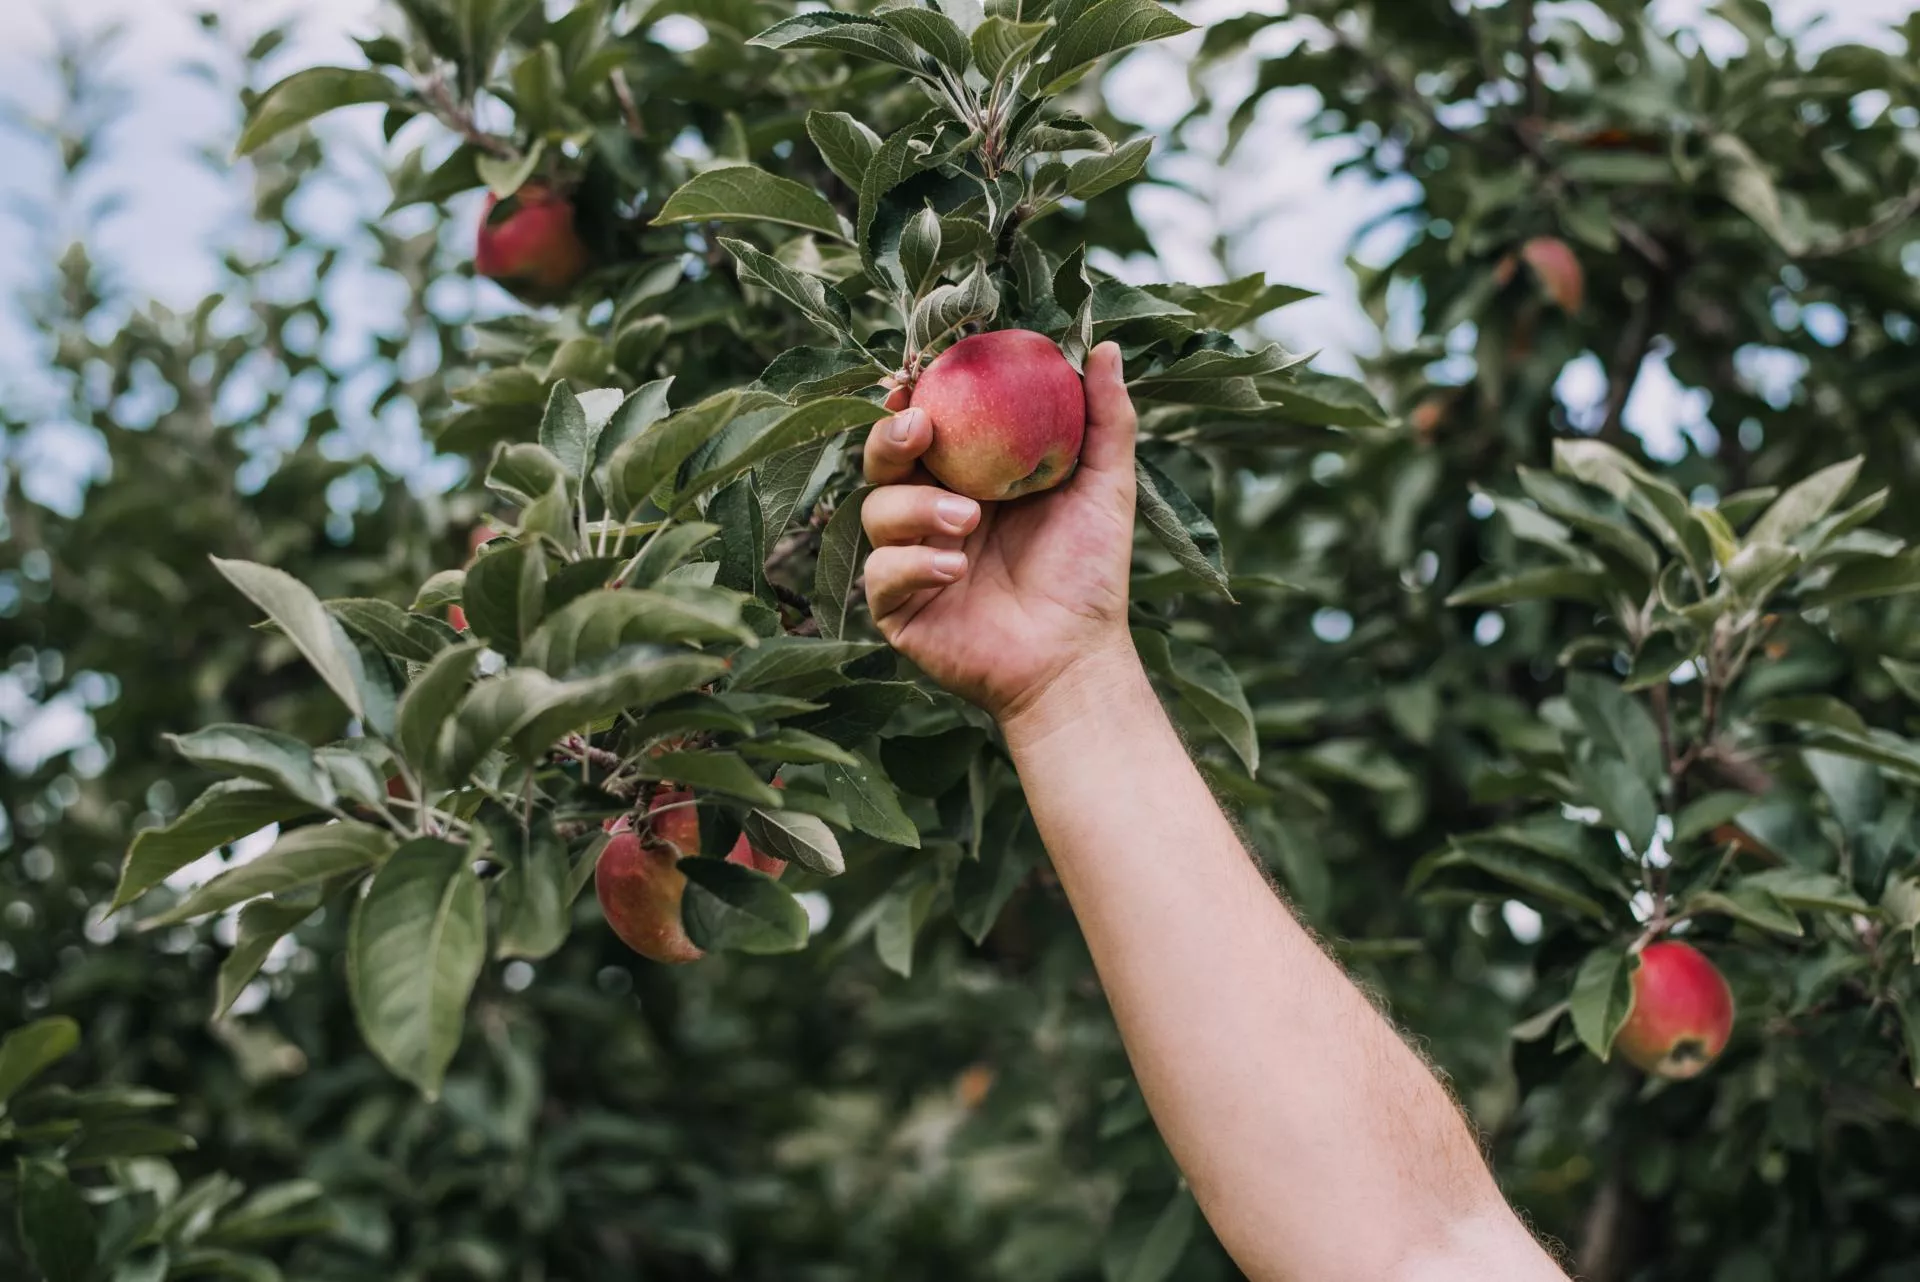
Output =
[{"x1": 1802, "y1": 185, "x2": 1920, "y2": 259}]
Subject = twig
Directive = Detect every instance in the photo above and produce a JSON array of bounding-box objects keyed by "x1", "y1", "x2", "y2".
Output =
[
  {"x1": 1598, "y1": 299, "x2": 1654, "y2": 444},
  {"x1": 610, "y1": 68, "x2": 645, "y2": 141},
  {"x1": 1802, "y1": 185, "x2": 1920, "y2": 259},
  {"x1": 417, "y1": 72, "x2": 517, "y2": 159},
  {"x1": 1517, "y1": 0, "x2": 1544, "y2": 120}
]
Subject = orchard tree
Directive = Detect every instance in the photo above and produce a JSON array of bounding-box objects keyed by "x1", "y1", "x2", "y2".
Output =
[{"x1": 10, "y1": 0, "x2": 1920, "y2": 1279}]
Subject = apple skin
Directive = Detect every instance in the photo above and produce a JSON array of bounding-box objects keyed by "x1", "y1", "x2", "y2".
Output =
[
  {"x1": 1615, "y1": 941, "x2": 1734, "y2": 1079},
  {"x1": 1520, "y1": 235, "x2": 1584, "y2": 314},
  {"x1": 475, "y1": 183, "x2": 591, "y2": 303},
  {"x1": 447, "y1": 527, "x2": 498, "y2": 633},
  {"x1": 595, "y1": 788, "x2": 786, "y2": 964},
  {"x1": 909, "y1": 329, "x2": 1086, "y2": 502}
]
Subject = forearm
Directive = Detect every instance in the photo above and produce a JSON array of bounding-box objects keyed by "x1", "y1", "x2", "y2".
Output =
[{"x1": 1001, "y1": 646, "x2": 1557, "y2": 1282}]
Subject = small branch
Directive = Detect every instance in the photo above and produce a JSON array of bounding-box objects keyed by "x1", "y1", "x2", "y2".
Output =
[
  {"x1": 1517, "y1": 0, "x2": 1544, "y2": 120},
  {"x1": 1802, "y1": 185, "x2": 1920, "y2": 259},
  {"x1": 1598, "y1": 300, "x2": 1654, "y2": 445},
  {"x1": 610, "y1": 68, "x2": 645, "y2": 141},
  {"x1": 417, "y1": 72, "x2": 517, "y2": 159}
]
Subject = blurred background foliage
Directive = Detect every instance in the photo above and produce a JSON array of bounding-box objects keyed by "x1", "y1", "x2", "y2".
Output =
[{"x1": 4, "y1": 1, "x2": 1920, "y2": 1279}]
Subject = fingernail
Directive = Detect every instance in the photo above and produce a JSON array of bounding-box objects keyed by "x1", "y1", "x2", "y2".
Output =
[
  {"x1": 935, "y1": 496, "x2": 976, "y2": 529},
  {"x1": 931, "y1": 550, "x2": 966, "y2": 580},
  {"x1": 888, "y1": 410, "x2": 918, "y2": 444}
]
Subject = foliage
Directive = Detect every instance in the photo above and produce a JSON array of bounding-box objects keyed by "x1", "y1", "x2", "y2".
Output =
[{"x1": 4, "y1": 1, "x2": 1920, "y2": 1279}]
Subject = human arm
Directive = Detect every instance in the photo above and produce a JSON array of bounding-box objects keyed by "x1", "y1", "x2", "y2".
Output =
[{"x1": 859, "y1": 342, "x2": 1565, "y2": 1282}]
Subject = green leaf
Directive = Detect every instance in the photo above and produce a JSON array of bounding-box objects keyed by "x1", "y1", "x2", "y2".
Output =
[
  {"x1": 674, "y1": 397, "x2": 884, "y2": 510},
  {"x1": 1673, "y1": 791, "x2": 1756, "y2": 843},
  {"x1": 758, "y1": 438, "x2": 839, "y2": 557},
  {"x1": 608, "y1": 390, "x2": 744, "y2": 517},
  {"x1": 213, "y1": 557, "x2": 371, "y2": 723},
  {"x1": 972, "y1": 16, "x2": 1051, "y2": 80},
  {"x1": 656, "y1": 166, "x2": 848, "y2": 241},
  {"x1": 17, "y1": 1158, "x2": 97, "y2": 1282},
  {"x1": 1565, "y1": 673, "x2": 1665, "y2": 795},
  {"x1": 825, "y1": 752, "x2": 921, "y2": 847},
  {"x1": 521, "y1": 587, "x2": 753, "y2": 675},
  {"x1": 1103, "y1": 1187, "x2": 1197, "y2": 1282},
  {"x1": 1747, "y1": 457, "x2": 1861, "y2": 546},
  {"x1": 878, "y1": 7, "x2": 971, "y2": 70},
  {"x1": 1037, "y1": 0, "x2": 1195, "y2": 92},
  {"x1": 680, "y1": 860, "x2": 810, "y2": 954},
  {"x1": 412, "y1": 568, "x2": 466, "y2": 612},
  {"x1": 592, "y1": 378, "x2": 675, "y2": 500},
  {"x1": 348, "y1": 838, "x2": 487, "y2": 1098},
  {"x1": 743, "y1": 808, "x2": 846, "y2": 876},
  {"x1": 495, "y1": 831, "x2": 571, "y2": 961},
  {"x1": 1569, "y1": 755, "x2": 1658, "y2": 853},
  {"x1": 168, "y1": 726, "x2": 335, "y2": 816},
  {"x1": 881, "y1": 726, "x2": 988, "y2": 797},
  {"x1": 906, "y1": 266, "x2": 999, "y2": 358},
  {"x1": 1135, "y1": 630, "x2": 1258, "y2": 773},
  {"x1": 216, "y1": 899, "x2": 318, "y2": 1019},
  {"x1": 1885, "y1": 656, "x2": 1920, "y2": 705},
  {"x1": 486, "y1": 442, "x2": 569, "y2": 508},
  {"x1": 397, "y1": 643, "x2": 484, "y2": 784},
  {"x1": 537, "y1": 382, "x2": 594, "y2": 480},
  {"x1": 814, "y1": 487, "x2": 873, "y2": 640},
  {"x1": 461, "y1": 540, "x2": 547, "y2": 658},
  {"x1": 954, "y1": 796, "x2": 1038, "y2": 942},
  {"x1": 623, "y1": 523, "x2": 720, "y2": 588},
  {"x1": 1135, "y1": 456, "x2": 1231, "y2": 600},
  {"x1": 1708, "y1": 133, "x2": 1807, "y2": 254},
  {"x1": 642, "y1": 751, "x2": 785, "y2": 808},
  {"x1": 806, "y1": 110, "x2": 881, "y2": 189},
  {"x1": 1445, "y1": 565, "x2": 1608, "y2": 607},
  {"x1": 748, "y1": 11, "x2": 927, "y2": 74},
  {"x1": 1065, "y1": 136, "x2": 1152, "y2": 201},
  {"x1": 0, "y1": 1017, "x2": 80, "y2": 1107},
  {"x1": 148, "y1": 822, "x2": 393, "y2": 926},
  {"x1": 1742, "y1": 868, "x2": 1869, "y2": 914},
  {"x1": 237, "y1": 66, "x2": 399, "y2": 155},
  {"x1": 1686, "y1": 886, "x2": 1803, "y2": 937},
  {"x1": 1569, "y1": 946, "x2": 1635, "y2": 1061},
  {"x1": 737, "y1": 727, "x2": 860, "y2": 766},
  {"x1": 1802, "y1": 548, "x2": 1920, "y2": 607},
  {"x1": 730, "y1": 636, "x2": 884, "y2": 690},
  {"x1": 454, "y1": 651, "x2": 729, "y2": 780},
  {"x1": 725, "y1": 237, "x2": 858, "y2": 343},
  {"x1": 114, "y1": 781, "x2": 316, "y2": 912},
  {"x1": 328, "y1": 597, "x2": 459, "y2": 664}
]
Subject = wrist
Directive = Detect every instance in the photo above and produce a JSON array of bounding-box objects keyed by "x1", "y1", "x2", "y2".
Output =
[{"x1": 998, "y1": 637, "x2": 1153, "y2": 754}]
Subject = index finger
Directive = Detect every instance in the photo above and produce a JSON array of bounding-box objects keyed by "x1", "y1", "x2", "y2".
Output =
[{"x1": 863, "y1": 404, "x2": 933, "y2": 485}]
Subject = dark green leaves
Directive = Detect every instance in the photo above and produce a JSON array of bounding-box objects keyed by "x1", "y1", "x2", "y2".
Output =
[
  {"x1": 348, "y1": 838, "x2": 487, "y2": 1098},
  {"x1": 1570, "y1": 946, "x2": 1636, "y2": 1061},
  {"x1": 16, "y1": 1158, "x2": 97, "y2": 1282},
  {"x1": 0, "y1": 1016, "x2": 80, "y2": 1106},
  {"x1": 680, "y1": 860, "x2": 810, "y2": 954},
  {"x1": 213, "y1": 558, "x2": 373, "y2": 725},
  {"x1": 237, "y1": 67, "x2": 401, "y2": 154},
  {"x1": 146, "y1": 822, "x2": 393, "y2": 927},
  {"x1": 656, "y1": 167, "x2": 848, "y2": 241},
  {"x1": 1136, "y1": 456, "x2": 1231, "y2": 599},
  {"x1": 749, "y1": 12, "x2": 926, "y2": 75},
  {"x1": 1033, "y1": 0, "x2": 1194, "y2": 93},
  {"x1": 806, "y1": 111, "x2": 881, "y2": 189},
  {"x1": 826, "y1": 753, "x2": 920, "y2": 847},
  {"x1": 815, "y1": 487, "x2": 873, "y2": 641},
  {"x1": 721, "y1": 239, "x2": 854, "y2": 341},
  {"x1": 114, "y1": 781, "x2": 317, "y2": 912}
]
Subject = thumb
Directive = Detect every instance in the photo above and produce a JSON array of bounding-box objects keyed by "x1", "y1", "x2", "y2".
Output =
[{"x1": 1077, "y1": 341, "x2": 1136, "y2": 480}]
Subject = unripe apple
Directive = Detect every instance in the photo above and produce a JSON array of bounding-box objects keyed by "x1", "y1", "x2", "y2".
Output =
[
  {"x1": 475, "y1": 183, "x2": 591, "y2": 303},
  {"x1": 1615, "y1": 941, "x2": 1734, "y2": 1079},
  {"x1": 909, "y1": 329, "x2": 1086, "y2": 502}
]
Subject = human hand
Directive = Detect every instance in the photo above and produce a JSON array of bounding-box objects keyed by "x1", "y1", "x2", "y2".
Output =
[{"x1": 859, "y1": 340, "x2": 1138, "y2": 723}]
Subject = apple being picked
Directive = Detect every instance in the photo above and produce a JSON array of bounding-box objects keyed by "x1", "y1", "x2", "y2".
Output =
[
  {"x1": 1614, "y1": 941, "x2": 1734, "y2": 1079},
  {"x1": 474, "y1": 182, "x2": 590, "y2": 303},
  {"x1": 909, "y1": 329, "x2": 1087, "y2": 502},
  {"x1": 595, "y1": 787, "x2": 786, "y2": 964}
]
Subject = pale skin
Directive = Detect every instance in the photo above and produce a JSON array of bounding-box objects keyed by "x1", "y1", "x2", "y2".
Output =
[{"x1": 862, "y1": 342, "x2": 1567, "y2": 1282}]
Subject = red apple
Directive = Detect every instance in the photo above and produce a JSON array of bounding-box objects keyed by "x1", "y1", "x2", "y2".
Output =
[
  {"x1": 446, "y1": 526, "x2": 497, "y2": 634},
  {"x1": 1521, "y1": 235, "x2": 1584, "y2": 314},
  {"x1": 475, "y1": 183, "x2": 590, "y2": 303},
  {"x1": 1614, "y1": 941, "x2": 1734, "y2": 1079},
  {"x1": 595, "y1": 787, "x2": 786, "y2": 963},
  {"x1": 909, "y1": 329, "x2": 1086, "y2": 502}
]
